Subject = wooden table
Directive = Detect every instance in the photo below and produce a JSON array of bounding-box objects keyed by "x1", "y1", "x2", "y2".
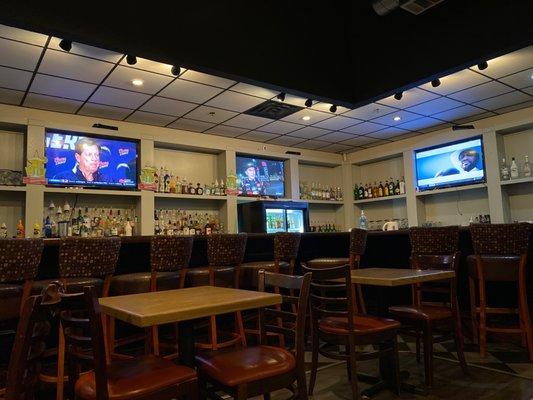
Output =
[
  {"x1": 99, "y1": 286, "x2": 282, "y2": 366},
  {"x1": 350, "y1": 267, "x2": 455, "y2": 287}
]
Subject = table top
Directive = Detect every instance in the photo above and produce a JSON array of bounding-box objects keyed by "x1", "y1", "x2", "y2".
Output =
[
  {"x1": 350, "y1": 268, "x2": 455, "y2": 287},
  {"x1": 99, "y1": 286, "x2": 282, "y2": 328}
]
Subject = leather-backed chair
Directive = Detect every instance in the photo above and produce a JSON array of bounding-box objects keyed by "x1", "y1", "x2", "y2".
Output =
[
  {"x1": 389, "y1": 226, "x2": 468, "y2": 387},
  {"x1": 468, "y1": 223, "x2": 532, "y2": 360}
]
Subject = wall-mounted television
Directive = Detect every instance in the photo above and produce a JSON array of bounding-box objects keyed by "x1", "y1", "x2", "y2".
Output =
[
  {"x1": 45, "y1": 129, "x2": 139, "y2": 190},
  {"x1": 414, "y1": 136, "x2": 486, "y2": 192},
  {"x1": 236, "y1": 155, "x2": 285, "y2": 197}
]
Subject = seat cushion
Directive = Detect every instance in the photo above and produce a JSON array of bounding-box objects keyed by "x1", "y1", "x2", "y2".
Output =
[
  {"x1": 304, "y1": 258, "x2": 349, "y2": 269},
  {"x1": 319, "y1": 314, "x2": 400, "y2": 335},
  {"x1": 0, "y1": 283, "x2": 22, "y2": 320},
  {"x1": 239, "y1": 261, "x2": 290, "y2": 289},
  {"x1": 32, "y1": 277, "x2": 104, "y2": 295},
  {"x1": 185, "y1": 266, "x2": 235, "y2": 287},
  {"x1": 110, "y1": 271, "x2": 180, "y2": 296},
  {"x1": 74, "y1": 354, "x2": 196, "y2": 400},
  {"x1": 389, "y1": 305, "x2": 452, "y2": 321},
  {"x1": 196, "y1": 345, "x2": 295, "y2": 387},
  {"x1": 467, "y1": 255, "x2": 520, "y2": 281}
]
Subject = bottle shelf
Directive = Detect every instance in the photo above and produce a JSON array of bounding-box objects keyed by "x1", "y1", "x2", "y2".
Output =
[
  {"x1": 154, "y1": 192, "x2": 228, "y2": 201},
  {"x1": 297, "y1": 199, "x2": 344, "y2": 205},
  {"x1": 0, "y1": 185, "x2": 26, "y2": 192},
  {"x1": 500, "y1": 176, "x2": 533, "y2": 186},
  {"x1": 353, "y1": 194, "x2": 406, "y2": 204},
  {"x1": 415, "y1": 183, "x2": 487, "y2": 197},
  {"x1": 43, "y1": 187, "x2": 142, "y2": 197},
  {"x1": 236, "y1": 197, "x2": 291, "y2": 204}
]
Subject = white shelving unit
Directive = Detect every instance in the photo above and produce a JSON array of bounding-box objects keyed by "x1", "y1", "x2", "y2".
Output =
[
  {"x1": 415, "y1": 183, "x2": 487, "y2": 197},
  {"x1": 43, "y1": 187, "x2": 142, "y2": 196},
  {"x1": 155, "y1": 192, "x2": 228, "y2": 201},
  {"x1": 353, "y1": 194, "x2": 406, "y2": 204},
  {"x1": 500, "y1": 176, "x2": 533, "y2": 186},
  {"x1": 0, "y1": 185, "x2": 26, "y2": 192}
]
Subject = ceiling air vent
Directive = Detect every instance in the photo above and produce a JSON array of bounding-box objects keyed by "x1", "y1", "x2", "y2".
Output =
[{"x1": 243, "y1": 100, "x2": 302, "y2": 120}]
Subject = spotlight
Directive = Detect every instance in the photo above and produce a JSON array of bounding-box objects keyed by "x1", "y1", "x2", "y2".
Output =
[
  {"x1": 431, "y1": 78, "x2": 441, "y2": 88},
  {"x1": 59, "y1": 39, "x2": 72, "y2": 52},
  {"x1": 171, "y1": 65, "x2": 181, "y2": 76},
  {"x1": 394, "y1": 92, "x2": 403, "y2": 101},
  {"x1": 126, "y1": 55, "x2": 137, "y2": 65},
  {"x1": 305, "y1": 98, "x2": 313, "y2": 107},
  {"x1": 329, "y1": 105, "x2": 337, "y2": 113},
  {"x1": 477, "y1": 61, "x2": 488, "y2": 71},
  {"x1": 277, "y1": 92, "x2": 286, "y2": 102}
]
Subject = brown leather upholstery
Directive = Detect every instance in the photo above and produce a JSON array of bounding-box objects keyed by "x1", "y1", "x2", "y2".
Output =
[
  {"x1": 388, "y1": 305, "x2": 452, "y2": 321},
  {"x1": 32, "y1": 277, "x2": 104, "y2": 295},
  {"x1": 239, "y1": 261, "x2": 290, "y2": 289},
  {"x1": 303, "y1": 257, "x2": 349, "y2": 269},
  {"x1": 467, "y1": 255, "x2": 521, "y2": 281},
  {"x1": 319, "y1": 315, "x2": 400, "y2": 335},
  {"x1": 196, "y1": 345, "x2": 296, "y2": 387},
  {"x1": 185, "y1": 266, "x2": 235, "y2": 287},
  {"x1": 0, "y1": 283, "x2": 22, "y2": 320},
  {"x1": 110, "y1": 272, "x2": 180, "y2": 295}
]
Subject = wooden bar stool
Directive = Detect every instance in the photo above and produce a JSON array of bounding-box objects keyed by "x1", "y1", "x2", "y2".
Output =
[
  {"x1": 189, "y1": 233, "x2": 248, "y2": 351},
  {"x1": 468, "y1": 223, "x2": 533, "y2": 360},
  {"x1": 389, "y1": 226, "x2": 468, "y2": 388}
]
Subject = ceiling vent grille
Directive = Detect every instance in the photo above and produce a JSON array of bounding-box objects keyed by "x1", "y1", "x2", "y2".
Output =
[
  {"x1": 400, "y1": 0, "x2": 444, "y2": 15},
  {"x1": 243, "y1": 100, "x2": 302, "y2": 120}
]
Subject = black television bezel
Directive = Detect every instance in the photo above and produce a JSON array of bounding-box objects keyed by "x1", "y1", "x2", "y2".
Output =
[
  {"x1": 236, "y1": 154, "x2": 286, "y2": 198},
  {"x1": 44, "y1": 128, "x2": 140, "y2": 191},
  {"x1": 414, "y1": 135, "x2": 487, "y2": 192}
]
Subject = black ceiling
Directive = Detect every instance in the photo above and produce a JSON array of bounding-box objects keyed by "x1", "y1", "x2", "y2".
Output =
[{"x1": 1, "y1": 1, "x2": 532, "y2": 108}]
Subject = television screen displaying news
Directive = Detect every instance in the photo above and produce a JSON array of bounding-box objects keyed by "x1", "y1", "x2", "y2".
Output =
[
  {"x1": 415, "y1": 136, "x2": 486, "y2": 192},
  {"x1": 45, "y1": 130, "x2": 138, "y2": 189},
  {"x1": 236, "y1": 156, "x2": 285, "y2": 197}
]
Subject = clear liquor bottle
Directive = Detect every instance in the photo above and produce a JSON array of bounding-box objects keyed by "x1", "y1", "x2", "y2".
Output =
[{"x1": 524, "y1": 155, "x2": 532, "y2": 178}]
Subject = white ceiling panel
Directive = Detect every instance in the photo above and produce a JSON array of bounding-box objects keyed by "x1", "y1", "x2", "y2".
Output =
[
  {"x1": 0, "y1": 66, "x2": 32, "y2": 91},
  {"x1": 0, "y1": 24, "x2": 48, "y2": 46},
  {"x1": 499, "y1": 68, "x2": 533, "y2": 89},
  {"x1": 205, "y1": 125, "x2": 249, "y2": 138},
  {"x1": 420, "y1": 69, "x2": 491, "y2": 95},
  {"x1": 294, "y1": 140, "x2": 330, "y2": 150},
  {"x1": 366, "y1": 127, "x2": 410, "y2": 140},
  {"x1": 371, "y1": 110, "x2": 422, "y2": 126},
  {"x1": 39, "y1": 49, "x2": 114, "y2": 83},
  {"x1": 140, "y1": 97, "x2": 196, "y2": 117},
  {"x1": 0, "y1": 38, "x2": 42, "y2": 71},
  {"x1": 168, "y1": 118, "x2": 216, "y2": 132},
  {"x1": 448, "y1": 81, "x2": 513, "y2": 103},
  {"x1": 341, "y1": 135, "x2": 383, "y2": 147},
  {"x1": 206, "y1": 91, "x2": 265, "y2": 112},
  {"x1": 395, "y1": 117, "x2": 443, "y2": 131},
  {"x1": 119, "y1": 57, "x2": 175, "y2": 76},
  {"x1": 0, "y1": 87, "x2": 24, "y2": 105},
  {"x1": 281, "y1": 93, "x2": 312, "y2": 108},
  {"x1": 313, "y1": 115, "x2": 360, "y2": 130},
  {"x1": 288, "y1": 126, "x2": 331, "y2": 139},
  {"x1": 23, "y1": 93, "x2": 82, "y2": 113},
  {"x1": 103, "y1": 66, "x2": 174, "y2": 94},
  {"x1": 418, "y1": 123, "x2": 452, "y2": 134},
  {"x1": 30, "y1": 74, "x2": 96, "y2": 101},
  {"x1": 377, "y1": 88, "x2": 440, "y2": 108},
  {"x1": 125, "y1": 111, "x2": 176, "y2": 126},
  {"x1": 406, "y1": 97, "x2": 464, "y2": 116},
  {"x1": 342, "y1": 102, "x2": 397, "y2": 120},
  {"x1": 491, "y1": 99, "x2": 533, "y2": 115},
  {"x1": 362, "y1": 140, "x2": 389, "y2": 149},
  {"x1": 229, "y1": 83, "x2": 277, "y2": 99},
  {"x1": 281, "y1": 109, "x2": 331, "y2": 125},
  {"x1": 266, "y1": 135, "x2": 305, "y2": 146},
  {"x1": 472, "y1": 91, "x2": 532, "y2": 111},
  {"x1": 524, "y1": 86, "x2": 533, "y2": 96},
  {"x1": 392, "y1": 131, "x2": 423, "y2": 140},
  {"x1": 340, "y1": 121, "x2": 387, "y2": 135},
  {"x1": 311, "y1": 102, "x2": 351, "y2": 114},
  {"x1": 454, "y1": 111, "x2": 496, "y2": 125},
  {"x1": 474, "y1": 46, "x2": 533, "y2": 79},
  {"x1": 184, "y1": 105, "x2": 237, "y2": 124},
  {"x1": 78, "y1": 103, "x2": 132, "y2": 120},
  {"x1": 223, "y1": 114, "x2": 272, "y2": 129},
  {"x1": 257, "y1": 120, "x2": 302, "y2": 134},
  {"x1": 431, "y1": 104, "x2": 491, "y2": 122},
  {"x1": 318, "y1": 143, "x2": 353, "y2": 153},
  {"x1": 238, "y1": 131, "x2": 279, "y2": 142},
  {"x1": 48, "y1": 37, "x2": 122, "y2": 63},
  {"x1": 89, "y1": 86, "x2": 150, "y2": 109},
  {"x1": 159, "y1": 79, "x2": 224, "y2": 104},
  {"x1": 180, "y1": 69, "x2": 236, "y2": 88},
  {"x1": 316, "y1": 131, "x2": 355, "y2": 142}
]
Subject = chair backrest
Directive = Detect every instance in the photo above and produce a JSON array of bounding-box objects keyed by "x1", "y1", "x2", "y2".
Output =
[
  {"x1": 257, "y1": 270, "x2": 311, "y2": 369},
  {"x1": 0, "y1": 238, "x2": 43, "y2": 283},
  {"x1": 349, "y1": 228, "x2": 367, "y2": 256},
  {"x1": 207, "y1": 233, "x2": 247, "y2": 267},
  {"x1": 150, "y1": 235, "x2": 193, "y2": 272},
  {"x1": 5, "y1": 284, "x2": 61, "y2": 400},
  {"x1": 273, "y1": 232, "x2": 301, "y2": 262},
  {"x1": 58, "y1": 237, "x2": 121, "y2": 278},
  {"x1": 470, "y1": 223, "x2": 530, "y2": 256}
]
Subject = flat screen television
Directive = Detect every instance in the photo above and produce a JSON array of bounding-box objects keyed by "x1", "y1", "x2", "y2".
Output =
[
  {"x1": 236, "y1": 155, "x2": 285, "y2": 197},
  {"x1": 414, "y1": 136, "x2": 486, "y2": 192},
  {"x1": 45, "y1": 129, "x2": 139, "y2": 190}
]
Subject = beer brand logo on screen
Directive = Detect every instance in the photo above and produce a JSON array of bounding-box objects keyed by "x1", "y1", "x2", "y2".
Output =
[
  {"x1": 53, "y1": 157, "x2": 67, "y2": 166},
  {"x1": 99, "y1": 161, "x2": 109, "y2": 169},
  {"x1": 118, "y1": 148, "x2": 129, "y2": 156}
]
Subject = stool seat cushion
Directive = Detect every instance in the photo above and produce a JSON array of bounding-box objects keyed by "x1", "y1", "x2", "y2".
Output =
[
  {"x1": 467, "y1": 255, "x2": 520, "y2": 281},
  {"x1": 389, "y1": 304, "x2": 452, "y2": 321},
  {"x1": 0, "y1": 283, "x2": 22, "y2": 320},
  {"x1": 110, "y1": 272, "x2": 181, "y2": 296},
  {"x1": 319, "y1": 314, "x2": 400, "y2": 335},
  {"x1": 304, "y1": 258, "x2": 349, "y2": 269},
  {"x1": 185, "y1": 266, "x2": 235, "y2": 287},
  {"x1": 32, "y1": 277, "x2": 104, "y2": 295},
  {"x1": 239, "y1": 261, "x2": 290, "y2": 288},
  {"x1": 196, "y1": 345, "x2": 295, "y2": 387}
]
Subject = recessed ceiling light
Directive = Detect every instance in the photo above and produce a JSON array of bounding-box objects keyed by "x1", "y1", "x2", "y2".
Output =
[
  {"x1": 131, "y1": 79, "x2": 144, "y2": 86},
  {"x1": 277, "y1": 92, "x2": 286, "y2": 101},
  {"x1": 431, "y1": 78, "x2": 441, "y2": 88},
  {"x1": 171, "y1": 65, "x2": 181, "y2": 76},
  {"x1": 302, "y1": 116, "x2": 311, "y2": 121},
  {"x1": 393, "y1": 116, "x2": 401, "y2": 122}
]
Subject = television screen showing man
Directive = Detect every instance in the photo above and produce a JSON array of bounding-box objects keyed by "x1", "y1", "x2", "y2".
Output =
[
  {"x1": 239, "y1": 161, "x2": 266, "y2": 196},
  {"x1": 54, "y1": 138, "x2": 110, "y2": 183}
]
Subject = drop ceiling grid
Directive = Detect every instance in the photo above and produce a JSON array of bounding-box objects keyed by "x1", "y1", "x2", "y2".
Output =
[{"x1": 0, "y1": 26, "x2": 531, "y2": 153}]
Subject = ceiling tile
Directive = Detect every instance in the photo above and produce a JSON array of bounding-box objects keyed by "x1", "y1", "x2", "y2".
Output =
[
  {"x1": 491, "y1": 99, "x2": 533, "y2": 114},
  {"x1": 395, "y1": 117, "x2": 443, "y2": 131},
  {"x1": 184, "y1": 105, "x2": 237, "y2": 123},
  {"x1": 281, "y1": 109, "x2": 331, "y2": 125},
  {"x1": 472, "y1": 91, "x2": 532, "y2": 111},
  {"x1": 223, "y1": 114, "x2": 272, "y2": 129},
  {"x1": 168, "y1": 118, "x2": 216, "y2": 132},
  {"x1": 499, "y1": 68, "x2": 533, "y2": 89},
  {"x1": 406, "y1": 97, "x2": 464, "y2": 116},
  {"x1": 39, "y1": 49, "x2": 115, "y2": 83},
  {"x1": 377, "y1": 88, "x2": 440, "y2": 109},
  {"x1": 89, "y1": 86, "x2": 149, "y2": 109},
  {"x1": 48, "y1": 37, "x2": 122, "y2": 63},
  {"x1": 159, "y1": 79, "x2": 224, "y2": 103},
  {"x1": 371, "y1": 110, "x2": 422, "y2": 126},
  {"x1": 391, "y1": 131, "x2": 424, "y2": 140},
  {"x1": 238, "y1": 131, "x2": 279, "y2": 142},
  {"x1": 288, "y1": 126, "x2": 331, "y2": 139},
  {"x1": 340, "y1": 135, "x2": 383, "y2": 146},
  {"x1": 313, "y1": 115, "x2": 360, "y2": 130},
  {"x1": 205, "y1": 125, "x2": 249, "y2": 138},
  {"x1": 78, "y1": 103, "x2": 132, "y2": 120},
  {"x1": 140, "y1": 96, "x2": 196, "y2": 117},
  {"x1": 366, "y1": 127, "x2": 410, "y2": 140},
  {"x1": 318, "y1": 143, "x2": 353, "y2": 153},
  {"x1": 431, "y1": 104, "x2": 490, "y2": 122},
  {"x1": 0, "y1": 24, "x2": 48, "y2": 46},
  {"x1": 454, "y1": 111, "x2": 497, "y2": 125},
  {"x1": 257, "y1": 120, "x2": 302, "y2": 134},
  {"x1": 23, "y1": 93, "x2": 82, "y2": 113},
  {"x1": 448, "y1": 81, "x2": 514, "y2": 103},
  {"x1": 340, "y1": 121, "x2": 387, "y2": 135},
  {"x1": 295, "y1": 140, "x2": 330, "y2": 150},
  {"x1": 103, "y1": 65, "x2": 174, "y2": 94},
  {"x1": 180, "y1": 69, "x2": 236, "y2": 88},
  {"x1": 230, "y1": 83, "x2": 277, "y2": 99},
  {"x1": 0, "y1": 66, "x2": 32, "y2": 90},
  {"x1": 362, "y1": 140, "x2": 389, "y2": 149},
  {"x1": 206, "y1": 91, "x2": 264, "y2": 112},
  {"x1": 266, "y1": 136, "x2": 305, "y2": 146},
  {"x1": 524, "y1": 86, "x2": 533, "y2": 96},
  {"x1": 420, "y1": 69, "x2": 491, "y2": 95},
  {"x1": 281, "y1": 94, "x2": 313, "y2": 108},
  {"x1": 474, "y1": 46, "x2": 533, "y2": 79},
  {"x1": 0, "y1": 87, "x2": 24, "y2": 105},
  {"x1": 0, "y1": 37, "x2": 42, "y2": 70},
  {"x1": 342, "y1": 102, "x2": 397, "y2": 120},
  {"x1": 125, "y1": 111, "x2": 176, "y2": 126},
  {"x1": 119, "y1": 57, "x2": 175, "y2": 76},
  {"x1": 418, "y1": 123, "x2": 452, "y2": 134},
  {"x1": 310, "y1": 102, "x2": 351, "y2": 114},
  {"x1": 316, "y1": 131, "x2": 355, "y2": 142},
  {"x1": 30, "y1": 74, "x2": 96, "y2": 101}
]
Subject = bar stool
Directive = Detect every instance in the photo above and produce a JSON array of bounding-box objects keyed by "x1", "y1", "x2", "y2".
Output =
[
  {"x1": 388, "y1": 226, "x2": 467, "y2": 387},
  {"x1": 188, "y1": 233, "x2": 247, "y2": 351},
  {"x1": 468, "y1": 223, "x2": 533, "y2": 360}
]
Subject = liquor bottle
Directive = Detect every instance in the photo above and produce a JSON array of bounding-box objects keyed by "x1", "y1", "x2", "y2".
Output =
[
  {"x1": 124, "y1": 220, "x2": 132, "y2": 236},
  {"x1": 16, "y1": 219, "x2": 24, "y2": 238},
  {"x1": 399, "y1": 177, "x2": 406, "y2": 194},
  {"x1": 214, "y1": 179, "x2": 220, "y2": 196},
  {"x1": 204, "y1": 183, "x2": 211, "y2": 196},
  {"x1": 44, "y1": 216, "x2": 52, "y2": 238},
  {"x1": 373, "y1": 182, "x2": 379, "y2": 198},
  {"x1": 367, "y1": 184, "x2": 373, "y2": 198},
  {"x1": 164, "y1": 169, "x2": 171, "y2": 193},
  {"x1": 158, "y1": 167, "x2": 164, "y2": 192},
  {"x1": 0, "y1": 222, "x2": 7, "y2": 238},
  {"x1": 189, "y1": 182, "x2": 195, "y2": 195},
  {"x1": 154, "y1": 168, "x2": 159, "y2": 192},
  {"x1": 383, "y1": 180, "x2": 389, "y2": 196},
  {"x1": 169, "y1": 173, "x2": 177, "y2": 194},
  {"x1": 358, "y1": 183, "x2": 364, "y2": 200},
  {"x1": 353, "y1": 184, "x2": 358, "y2": 200},
  {"x1": 378, "y1": 182, "x2": 384, "y2": 197},
  {"x1": 395, "y1": 179, "x2": 400, "y2": 195},
  {"x1": 196, "y1": 183, "x2": 203, "y2": 195},
  {"x1": 523, "y1": 155, "x2": 531, "y2": 177},
  {"x1": 220, "y1": 179, "x2": 227, "y2": 196},
  {"x1": 510, "y1": 157, "x2": 519, "y2": 179},
  {"x1": 388, "y1": 179, "x2": 395, "y2": 196},
  {"x1": 358, "y1": 210, "x2": 368, "y2": 230}
]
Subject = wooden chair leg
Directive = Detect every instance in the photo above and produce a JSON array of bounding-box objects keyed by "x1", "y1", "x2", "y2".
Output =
[
  {"x1": 348, "y1": 350, "x2": 360, "y2": 400},
  {"x1": 296, "y1": 362, "x2": 309, "y2": 400},
  {"x1": 56, "y1": 324, "x2": 65, "y2": 400},
  {"x1": 308, "y1": 329, "x2": 319, "y2": 396},
  {"x1": 415, "y1": 331, "x2": 421, "y2": 363},
  {"x1": 152, "y1": 325, "x2": 160, "y2": 356},
  {"x1": 468, "y1": 277, "x2": 478, "y2": 345},
  {"x1": 452, "y1": 316, "x2": 468, "y2": 375},
  {"x1": 518, "y1": 276, "x2": 533, "y2": 361},
  {"x1": 391, "y1": 337, "x2": 401, "y2": 395},
  {"x1": 423, "y1": 321, "x2": 434, "y2": 388},
  {"x1": 236, "y1": 384, "x2": 247, "y2": 400},
  {"x1": 478, "y1": 278, "x2": 487, "y2": 359},
  {"x1": 210, "y1": 315, "x2": 218, "y2": 351},
  {"x1": 235, "y1": 311, "x2": 247, "y2": 347}
]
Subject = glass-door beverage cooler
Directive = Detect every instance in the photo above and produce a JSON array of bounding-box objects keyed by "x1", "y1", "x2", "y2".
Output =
[{"x1": 238, "y1": 201, "x2": 309, "y2": 233}]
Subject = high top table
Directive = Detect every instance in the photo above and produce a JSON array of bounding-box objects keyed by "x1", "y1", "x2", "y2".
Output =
[{"x1": 99, "y1": 286, "x2": 282, "y2": 366}]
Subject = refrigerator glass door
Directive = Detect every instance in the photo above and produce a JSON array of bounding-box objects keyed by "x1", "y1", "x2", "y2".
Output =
[
  {"x1": 265, "y1": 208, "x2": 286, "y2": 233},
  {"x1": 286, "y1": 209, "x2": 305, "y2": 233}
]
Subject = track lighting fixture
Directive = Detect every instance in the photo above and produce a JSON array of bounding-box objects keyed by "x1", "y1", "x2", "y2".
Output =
[
  {"x1": 171, "y1": 65, "x2": 181, "y2": 76},
  {"x1": 477, "y1": 61, "x2": 488, "y2": 70},
  {"x1": 126, "y1": 55, "x2": 137, "y2": 65},
  {"x1": 277, "y1": 92, "x2": 286, "y2": 102},
  {"x1": 394, "y1": 92, "x2": 403, "y2": 101},
  {"x1": 59, "y1": 39, "x2": 72, "y2": 52},
  {"x1": 305, "y1": 98, "x2": 313, "y2": 107},
  {"x1": 329, "y1": 105, "x2": 337, "y2": 113},
  {"x1": 431, "y1": 78, "x2": 441, "y2": 88}
]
